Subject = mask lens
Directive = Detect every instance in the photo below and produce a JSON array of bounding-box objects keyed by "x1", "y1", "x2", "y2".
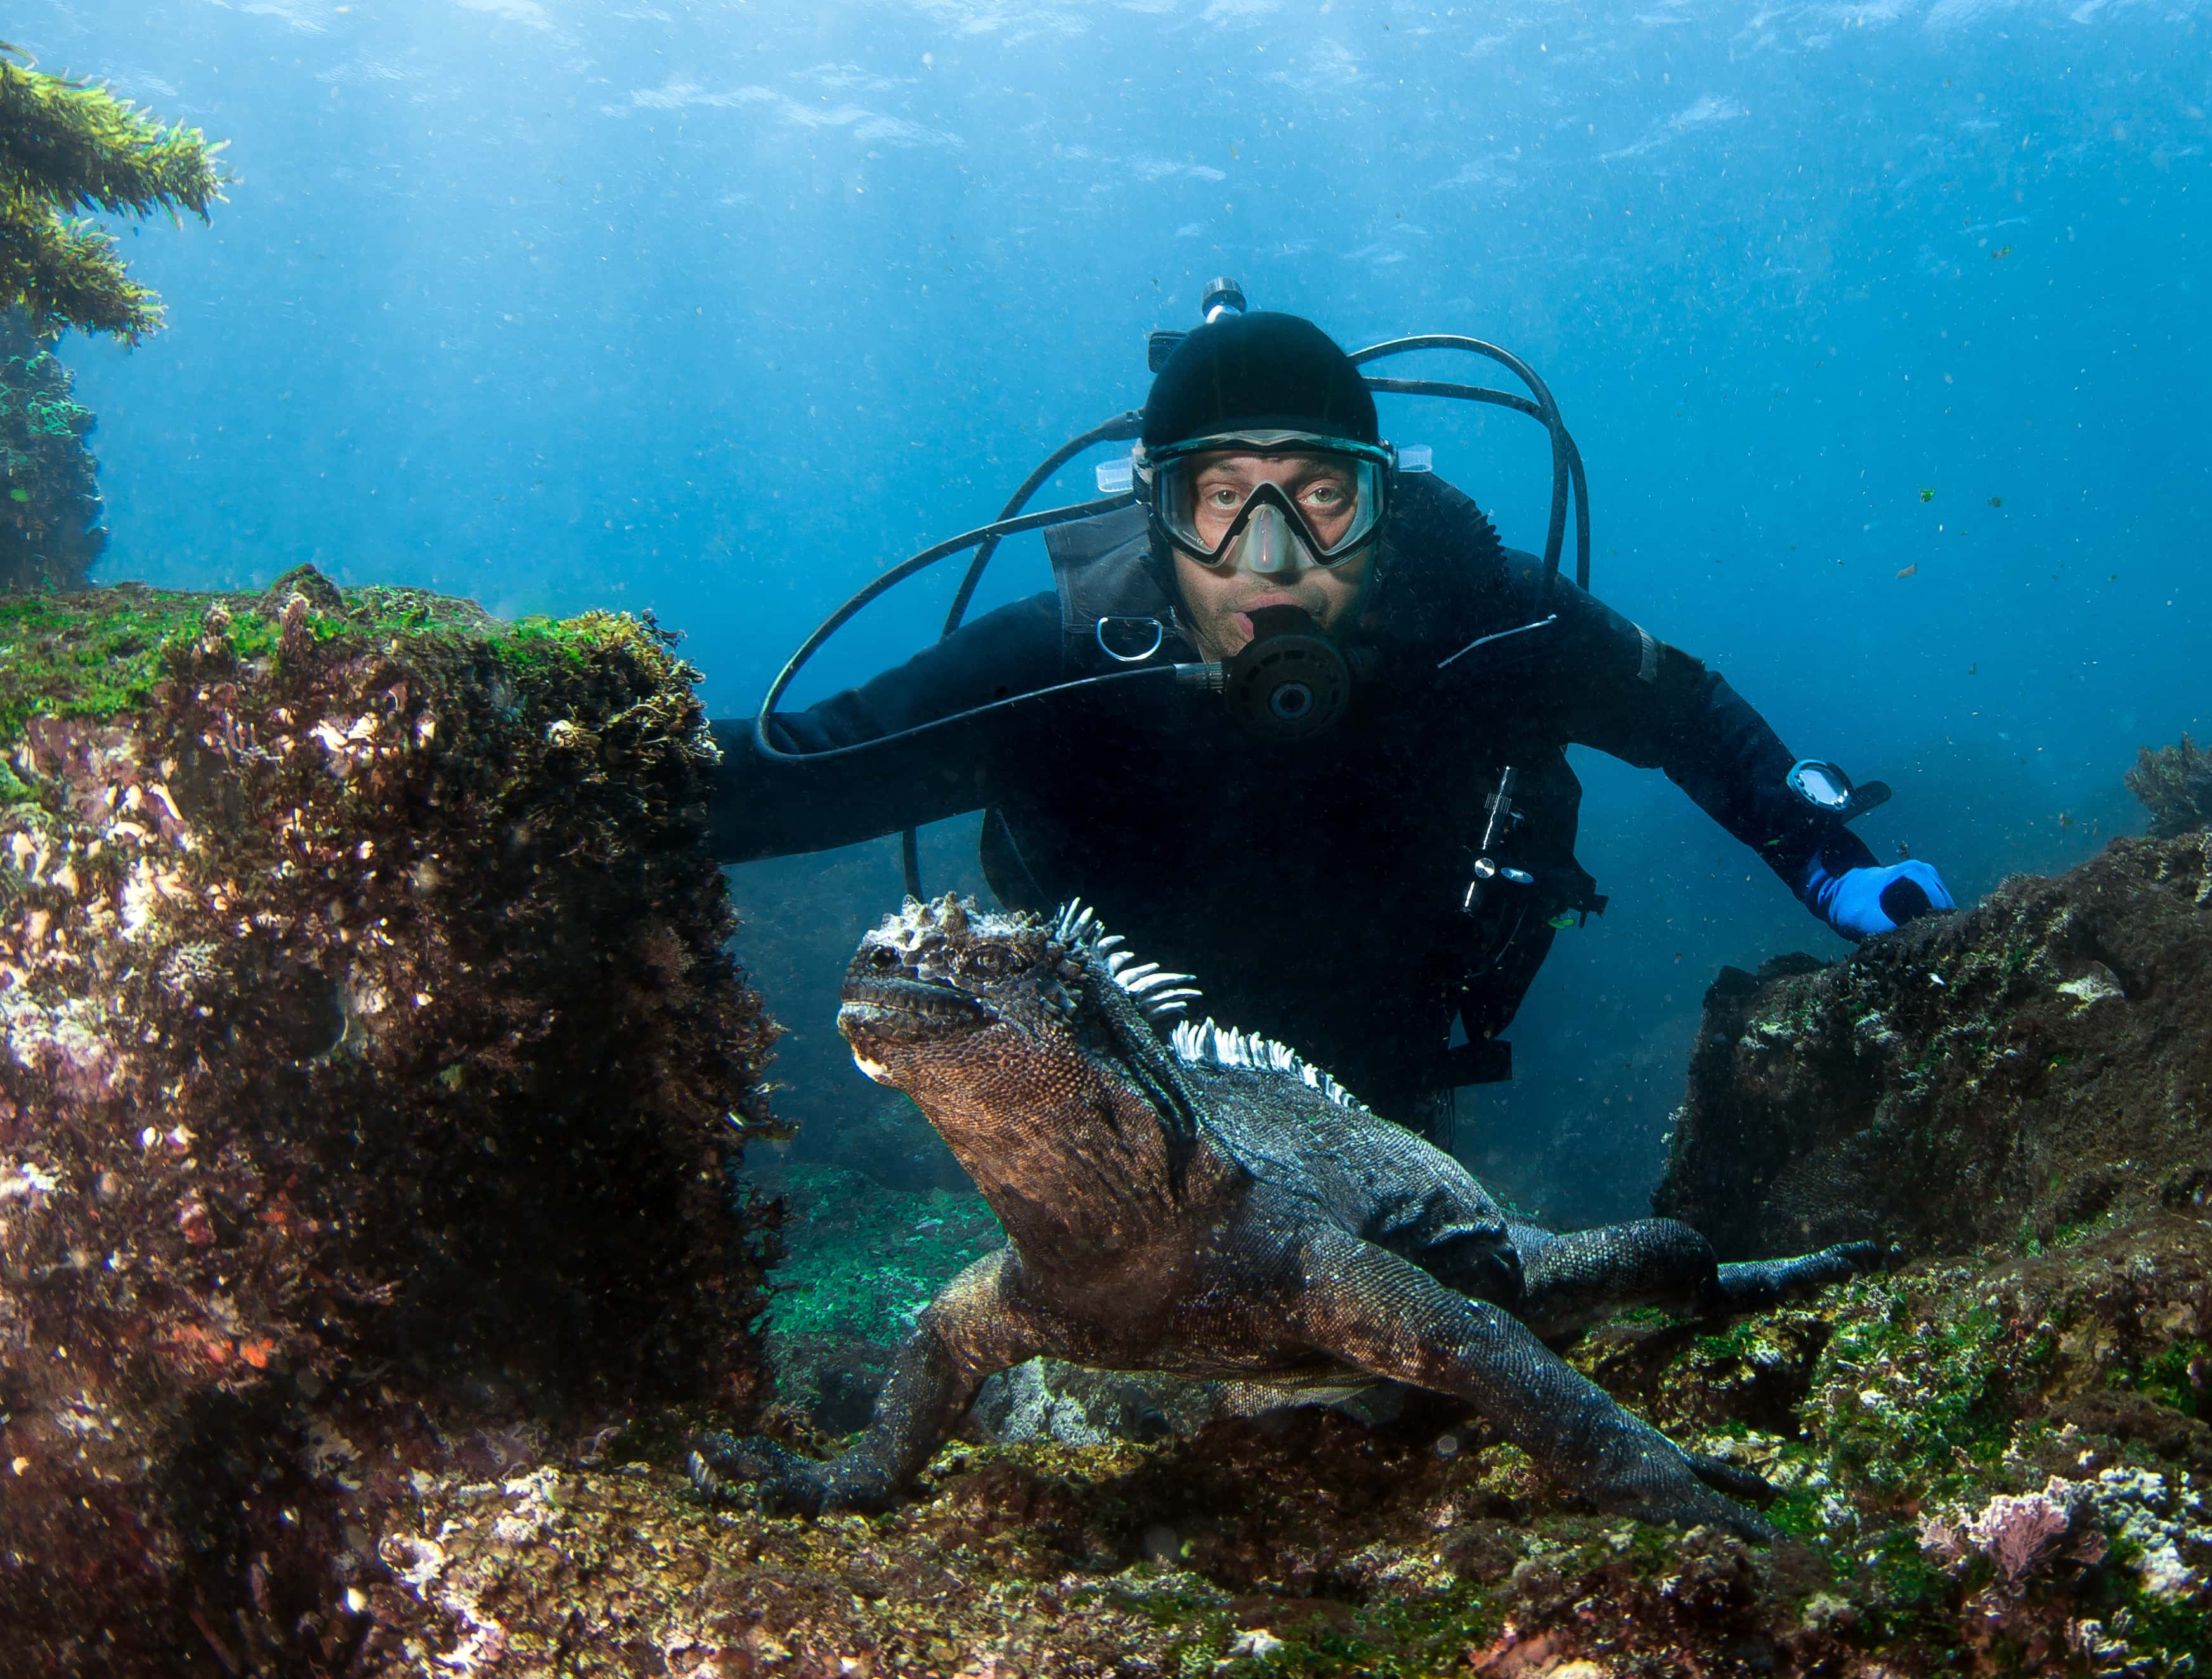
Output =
[{"x1": 1153, "y1": 440, "x2": 1387, "y2": 567}]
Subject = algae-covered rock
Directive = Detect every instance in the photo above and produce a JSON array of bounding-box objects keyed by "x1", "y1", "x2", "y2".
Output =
[
  {"x1": 1654, "y1": 830, "x2": 2212, "y2": 1260},
  {"x1": 0, "y1": 306, "x2": 105, "y2": 593},
  {"x1": 0, "y1": 571, "x2": 783, "y2": 1671}
]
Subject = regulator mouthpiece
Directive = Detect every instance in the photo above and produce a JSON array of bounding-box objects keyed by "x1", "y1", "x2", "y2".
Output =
[{"x1": 1223, "y1": 605, "x2": 1351, "y2": 741}]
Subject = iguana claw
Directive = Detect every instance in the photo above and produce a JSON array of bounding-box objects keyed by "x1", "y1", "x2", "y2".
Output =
[{"x1": 686, "y1": 1430, "x2": 828, "y2": 1515}]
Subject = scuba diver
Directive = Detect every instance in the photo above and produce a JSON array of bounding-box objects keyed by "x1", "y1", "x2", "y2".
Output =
[{"x1": 707, "y1": 293, "x2": 1955, "y2": 1138}]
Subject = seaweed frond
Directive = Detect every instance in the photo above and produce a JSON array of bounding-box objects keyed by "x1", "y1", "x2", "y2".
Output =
[
  {"x1": 2126, "y1": 733, "x2": 2212, "y2": 839},
  {"x1": 0, "y1": 46, "x2": 229, "y2": 343}
]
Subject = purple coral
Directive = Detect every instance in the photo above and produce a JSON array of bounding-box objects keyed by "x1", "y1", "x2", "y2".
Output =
[
  {"x1": 1967, "y1": 1489, "x2": 2076, "y2": 1583},
  {"x1": 1923, "y1": 1478, "x2": 2094, "y2": 1585}
]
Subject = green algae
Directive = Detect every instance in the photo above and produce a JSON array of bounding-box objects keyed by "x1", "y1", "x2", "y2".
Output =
[
  {"x1": 1117, "y1": 1568, "x2": 1504, "y2": 1679},
  {"x1": 0, "y1": 588, "x2": 236, "y2": 747},
  {"x1": 0, "y1": 579, "x2": 679, "y2": 767},
  {"x1": 1810, "y1": 1284, "x2": 2008, "y2": 1500},
  {"x1": 1691, "y1": 1318, "x2": 1770, "y2": 1364},
  {"x1": 758, "y1": 1160, "x2": 1004, "y2": 1345},
  {"x1": 2114, "y1": 1336, "x2": 2208, "y2": 1420}
]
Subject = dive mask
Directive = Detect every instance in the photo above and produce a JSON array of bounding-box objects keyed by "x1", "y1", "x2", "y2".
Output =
[{"x1": 1137, "y1": 430, "x2": 1395, "y2": 571}]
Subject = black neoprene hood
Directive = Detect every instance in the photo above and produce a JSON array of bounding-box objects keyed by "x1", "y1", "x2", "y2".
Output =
[{"x1": 1142, "y1": 311, "x2": 1380, "y2": 450}]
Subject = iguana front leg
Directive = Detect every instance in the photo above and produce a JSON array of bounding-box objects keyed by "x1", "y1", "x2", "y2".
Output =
[
  {"x1": 689, "y1": 1249, "x2": 1039, "y2": 1514},
  {"x1": 1280, "y1": 1229, "x2": 1778, "y2": 1542}
]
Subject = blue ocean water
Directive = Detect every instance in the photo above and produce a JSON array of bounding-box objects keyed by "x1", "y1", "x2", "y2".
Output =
[{"x1": 19, "y1": 0, "x2": 2208, "y2": 1217}]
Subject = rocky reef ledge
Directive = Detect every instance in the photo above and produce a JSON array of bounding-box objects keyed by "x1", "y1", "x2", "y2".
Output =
[
  {"x1": 10, "y1": 576, "x2": 2207, "y2": 1679},
  {"x1": 0, "y1": 572, "x2": 783, "y2": 1671}
]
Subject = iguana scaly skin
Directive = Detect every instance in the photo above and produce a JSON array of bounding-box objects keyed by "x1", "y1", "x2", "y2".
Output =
[{"x1": 695, "y1": 895, "x2": 1877, "y2": 1541}]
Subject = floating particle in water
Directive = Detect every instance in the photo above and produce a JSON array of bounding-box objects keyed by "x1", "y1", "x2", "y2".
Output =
[
  {"x1": 1968, "y1": 662, "x2": 1977, "y2": 675},
  {"x1": 8, "y1": 488, "x2": 25, "y2": 502},
  {"x1": 1919, "y1": 488, "x2": 1936, "y2": 502},
  {"x1": 1992, "y1": 245, "x2": 2013, "y2": 259},
  {"x1": 1989, "y1": 496, "x2": 2003, "y2": 507},
  {"x1": 1897, "y1": 564, "x2": 1919, "y2": 578}
]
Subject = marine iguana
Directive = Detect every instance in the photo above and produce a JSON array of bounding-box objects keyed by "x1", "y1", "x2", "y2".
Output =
[{"x1": 694, "y1": 894, "x2": 1876, "y2": 1540}]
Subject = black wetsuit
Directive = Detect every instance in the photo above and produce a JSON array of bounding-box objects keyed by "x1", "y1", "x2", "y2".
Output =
[{"x1": 708, "y1": 474, "x2": 1872, "y2": 1122}]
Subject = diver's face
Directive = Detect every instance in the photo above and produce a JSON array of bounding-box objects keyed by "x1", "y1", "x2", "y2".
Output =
[{"x1": 1171, "y1": 453, "x2": 1377, "y2": 659}]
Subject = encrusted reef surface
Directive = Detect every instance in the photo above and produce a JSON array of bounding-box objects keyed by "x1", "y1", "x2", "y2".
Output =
[{"x1": 0, "y1": 571, "x2": 782, "y2": 1671}]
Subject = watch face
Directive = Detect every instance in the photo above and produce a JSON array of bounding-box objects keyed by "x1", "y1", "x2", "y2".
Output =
[{"x1": 1787, "y1": 759, "x2": 1854, "y2": 812}]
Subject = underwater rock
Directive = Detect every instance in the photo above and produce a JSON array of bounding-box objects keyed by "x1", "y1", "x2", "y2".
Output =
[
  {"x1": 974, "y1": 1358, "x2": 1220, "y2": 1447},
  {"x1": 1654, "y1": 829, "x2": 2212, "y2": 1259},
  {"x1": 0, "y1": 575, "x2": 783, "y2": 1671}
]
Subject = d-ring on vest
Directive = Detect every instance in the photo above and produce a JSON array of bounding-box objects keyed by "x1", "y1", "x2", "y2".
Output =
[{"x1": 1043, "y1": 503, "x2": 1185, "y2": 677}]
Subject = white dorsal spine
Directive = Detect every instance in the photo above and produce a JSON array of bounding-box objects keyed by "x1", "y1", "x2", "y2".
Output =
[
  {"x1": 1164, "y1": 1017, "x2": 1366, "y2": 1114},
  {"x1": 1046, "y1": 902, "x2": 1363, "y2": 1108}
]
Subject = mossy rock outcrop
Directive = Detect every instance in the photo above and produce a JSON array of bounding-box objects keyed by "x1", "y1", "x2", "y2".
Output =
[
  {"x1": 0, "y1": 571, "x2": 783, "y2": 1670},
  {"x1": 0, "y1": 306, "x2": 105, "y2": 593},
  {"x1": 1655, "y1": 829, "x2": 2212, "y2": 1260}
]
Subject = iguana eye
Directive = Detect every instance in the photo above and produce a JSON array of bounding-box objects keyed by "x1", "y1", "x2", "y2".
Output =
[
  {"x1": 867, "y1": 945, "x2": 903, "y2": 971},
  {"x1": 962, "y1": 947, "x2": 1012, "y2": 981}
]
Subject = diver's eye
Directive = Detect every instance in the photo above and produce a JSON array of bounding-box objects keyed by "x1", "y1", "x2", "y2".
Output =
[{"x1": 1303, "y1": 482, "x2": 1347, "y2": 508}]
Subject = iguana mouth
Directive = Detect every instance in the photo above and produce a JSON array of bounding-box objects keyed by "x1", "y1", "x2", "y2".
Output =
[{"x1": 837, "y1": 974, "x2": 994, "y2": 1043}]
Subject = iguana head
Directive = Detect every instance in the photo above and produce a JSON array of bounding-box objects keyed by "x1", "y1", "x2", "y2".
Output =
[
  {"x1": 838, "y1": 894, "x2": 1197, "y2": 1077},
  {"x1": 836, "y1": 895, "x2": 1206, "y2": 1195}
]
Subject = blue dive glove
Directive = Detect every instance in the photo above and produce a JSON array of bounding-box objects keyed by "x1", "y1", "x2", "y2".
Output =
[{"x1": 1799, "y1": 856, "x2": 1956, "y2": 942}]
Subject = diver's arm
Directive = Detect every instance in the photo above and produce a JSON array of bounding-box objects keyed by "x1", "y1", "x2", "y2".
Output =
[
  {"x1": 705, "y1": 592, "x2": 1063, "y2": 862},
  {"x1": 1552, "y1": 600, "x2": 1962, "y2": 937},
  {"x1": 1525, "y1": 564, "x2": 1879, "y2": 890}
]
